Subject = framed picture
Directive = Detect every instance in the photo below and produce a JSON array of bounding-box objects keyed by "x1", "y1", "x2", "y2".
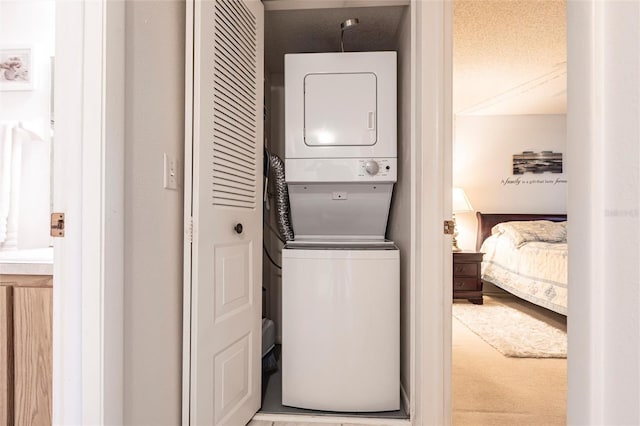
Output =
[
  {"x1": 0, "y1": 46, "x2": 34, "y2": 91},
  {"x1": 513, "y1": 150, "x2": 563, "y2": 175}
]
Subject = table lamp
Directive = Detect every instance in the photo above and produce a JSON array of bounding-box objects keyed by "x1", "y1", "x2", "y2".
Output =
[{"x1": 452, "y1": 187, "x2": 473, "y2": 252}]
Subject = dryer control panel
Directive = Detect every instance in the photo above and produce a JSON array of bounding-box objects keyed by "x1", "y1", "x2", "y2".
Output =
[
  {"x1": 359, "y1": 159, "x2": 393, "y2": 178},
  {"x1": 286, "y1": 158, "x2": 397, "y2": 183}
]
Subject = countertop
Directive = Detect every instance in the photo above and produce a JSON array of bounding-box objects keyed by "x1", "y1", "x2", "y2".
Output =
[{"x1": 0, "y1": 247, "x2": 54, "y2": 275}]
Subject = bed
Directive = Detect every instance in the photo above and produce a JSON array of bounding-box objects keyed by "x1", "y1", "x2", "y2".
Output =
[{"x1": 476, "y1": 212, "x2": 568, "y2": 315}]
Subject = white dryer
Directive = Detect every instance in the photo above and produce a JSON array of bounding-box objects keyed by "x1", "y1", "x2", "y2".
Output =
[
  {"x1": 285, "y1": 51, "x2": 397, "y2": 160},
  {"x1": 284, "y1": 51, "x2": 397, "y2": 241},
  {"x1": 282, "y1": 52, "x2": 400, "y2": 412}
]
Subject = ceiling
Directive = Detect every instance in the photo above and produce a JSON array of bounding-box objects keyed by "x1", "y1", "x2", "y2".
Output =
[
  {"x1": 262, "y1": 1, "x2": 566, "y2": 115},
  {"x1": 453, "y1": 0, "x2": 567, "y2": 115},
  {"x1": 264, "y1": 6, "x2": 406, "y2": 74}
]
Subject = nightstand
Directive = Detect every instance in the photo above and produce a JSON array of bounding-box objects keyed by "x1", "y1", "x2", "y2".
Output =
[{"x1": 453, "y1": 251, "x2": 484, "y2": 304}]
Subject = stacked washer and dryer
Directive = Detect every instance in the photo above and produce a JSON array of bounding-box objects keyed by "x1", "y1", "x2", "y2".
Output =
[{"x1": 281, "y1": 52, "x2": 400, "y2": 412}]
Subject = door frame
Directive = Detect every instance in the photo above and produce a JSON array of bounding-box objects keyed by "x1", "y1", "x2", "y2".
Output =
[
  {"x1": 565, "y1": 1, "x2": 640, "y2": 423},
  {"x1": 53, "y1": 1, "x2": 124, "y2": 424},
  {"x1": 182, "y1": 3, "x2": 195, "y2": 424},
  {"x1": 181, "y1": 0, "x2": 452, "y2": 424},
  {"x1": 414, "y1": 0, "x2": 453, "y2": 424},
  {"x1": 182, "y1": 0, "x2": 194, "y2": 423}
]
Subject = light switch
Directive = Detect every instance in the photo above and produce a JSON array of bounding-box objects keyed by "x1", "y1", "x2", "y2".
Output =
[{"x1": 164, "y1": 153, "x2": 178, "y2": 190}]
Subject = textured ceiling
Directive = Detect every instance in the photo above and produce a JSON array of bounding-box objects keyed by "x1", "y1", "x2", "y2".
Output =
[
  {"x1": 265, "y1": 6, "x2": 406, "y2": 74},
  {"x1": 453, "y1": 0, "x2": 566, "y2": 115},
  {"x1": 264, "y1": 1, "x2": 566, "y2": 115}
]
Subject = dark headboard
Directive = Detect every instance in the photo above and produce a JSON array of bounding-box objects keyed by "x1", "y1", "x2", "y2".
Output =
[{"x1": 475, "y1": 212, "x2": 568, "y2": 251}]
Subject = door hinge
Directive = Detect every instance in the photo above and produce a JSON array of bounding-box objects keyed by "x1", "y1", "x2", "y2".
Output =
[
  {"x1": 444, "y1": 220, "x2": 455, "y2": 235},
  {"x1": 51, "y1": 213, "x2": 65, "y2": 237},
  {"x1": 186, "y1": 216, "x2": 193, "y2": 243}
]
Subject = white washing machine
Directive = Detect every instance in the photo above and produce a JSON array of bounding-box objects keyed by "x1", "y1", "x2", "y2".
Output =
[
  {"x1": 282, "y1": 244, "x2": 399, "y2": 412},
  {"x1": 282, "y1": 52, "x2": 400, "y2": 412}
]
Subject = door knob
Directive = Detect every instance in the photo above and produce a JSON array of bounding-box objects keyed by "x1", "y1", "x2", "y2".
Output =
[{"x1": 234, "y1": 223, "x2": 244, "y2": 234}]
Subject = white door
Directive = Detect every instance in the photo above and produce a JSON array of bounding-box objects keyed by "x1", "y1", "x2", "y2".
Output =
[{"x1": 187, "y1": 0, "x2": 264, "y2": 424}]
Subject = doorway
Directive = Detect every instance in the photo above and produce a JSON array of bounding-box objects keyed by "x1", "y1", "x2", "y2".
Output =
[
  {"x1": 182, "y1": 1, "x2": 455, "y2": 424},
  {"x1": 450, "y1": 1, "x2": 568, "y2": 424},
  {"x1": 259, "y1": 4, "x2": 411, "y2": 421},
  {"x1": 0, "y1": 1, "x2": 55, "y2": 423}
]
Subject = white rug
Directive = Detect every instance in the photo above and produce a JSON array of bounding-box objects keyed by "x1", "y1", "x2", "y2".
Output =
[{"x1": 452, "y1": 300, "x2": 567, "y2": 358}]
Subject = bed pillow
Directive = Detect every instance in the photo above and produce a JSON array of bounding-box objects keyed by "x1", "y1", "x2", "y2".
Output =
[{"x1": 491, "y1": 220, "x2": 567, "y2": 248}]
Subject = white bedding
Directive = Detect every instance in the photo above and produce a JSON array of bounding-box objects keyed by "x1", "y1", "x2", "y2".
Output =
[{"x1": 480, "y1": 234, "x2": 568, "y2": 315}]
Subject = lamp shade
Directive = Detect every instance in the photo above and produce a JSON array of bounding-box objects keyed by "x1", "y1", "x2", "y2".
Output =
[{"x1": 452, "y1": 187, "x2": 473, "y2": 213}]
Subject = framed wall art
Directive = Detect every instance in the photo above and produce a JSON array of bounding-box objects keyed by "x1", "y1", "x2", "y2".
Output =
[
  {"x1": 513, "y1": 150, "x2": 563, "y2": 175},
  {"x1": 0, "y1": 46, "x2": 34, "y2": 91}
]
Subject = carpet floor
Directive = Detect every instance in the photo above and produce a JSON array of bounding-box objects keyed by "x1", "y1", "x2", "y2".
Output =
[
  {"x1": 453, "y1": 286, "x2": 567, "y2": 425},
  {"x1": 452, "y1": 297, "x2": 566, "y2": 358}
]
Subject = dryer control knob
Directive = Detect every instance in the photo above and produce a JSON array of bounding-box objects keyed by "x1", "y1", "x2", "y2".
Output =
[{"x1": 365, "y1": 160, "x2": 379, "y2": 176}]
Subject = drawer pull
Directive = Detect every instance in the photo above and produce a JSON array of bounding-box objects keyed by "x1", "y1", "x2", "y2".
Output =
[
  {"x1": 453, "y1": 264, "x2": 478, "y2": 276},
  {"x1": 453, "y1": 278, "x2": 479, "y2": 291}
]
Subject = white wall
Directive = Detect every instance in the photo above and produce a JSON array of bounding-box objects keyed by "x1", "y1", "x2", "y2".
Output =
[
  {"x1": 567, "y1": 1, "x2": 640, "y2": 424},
  {"x1": 0, "y1": 0, "x2": 54, "y2": 249},
  {"x1": 123, "y1": 1, "x2": 185, "y2": 424},
  {"x1": 265, "y1": 72, "x2": 285, "y2": 342},
  {"x1": 387, "y1": 4, "x2": 412, "y2": 403},
  {"x1": 453, "y1": 114, "x2": 567, "y2": 250}
]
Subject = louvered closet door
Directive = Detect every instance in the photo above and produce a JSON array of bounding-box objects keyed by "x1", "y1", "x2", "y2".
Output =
[{"x1": 190, "y1": 0, "x2": 264, "y2": 424}]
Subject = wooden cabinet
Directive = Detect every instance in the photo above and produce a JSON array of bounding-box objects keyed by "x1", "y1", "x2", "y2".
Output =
[
  {"x1": 453, "y1": 251, "x2": 484, "y2": 305},
  {"x1": 0, "y1": 275, "x2": 52, "y2": 426},
  {"x1": 1, "y1": 286, "x2": 13, "y2": 425}
]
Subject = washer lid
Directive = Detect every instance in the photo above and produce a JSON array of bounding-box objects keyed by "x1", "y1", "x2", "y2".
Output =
[{"x1": 285, "y1": 239, "x2": 397, "y2": 250}]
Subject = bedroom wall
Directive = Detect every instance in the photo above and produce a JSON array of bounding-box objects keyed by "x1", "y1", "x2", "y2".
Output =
[{"x1": 453, "y1": 114, "x2": 567, "y2": 250}]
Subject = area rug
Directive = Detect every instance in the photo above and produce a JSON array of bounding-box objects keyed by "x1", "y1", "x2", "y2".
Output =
[{"x1": 452, "y1": 300, "x2": 567, "y2": 358}]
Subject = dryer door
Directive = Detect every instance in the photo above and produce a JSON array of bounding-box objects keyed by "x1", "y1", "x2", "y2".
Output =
[{"x1": 304, "y1": 73, "x2": 377, "y2": 147}]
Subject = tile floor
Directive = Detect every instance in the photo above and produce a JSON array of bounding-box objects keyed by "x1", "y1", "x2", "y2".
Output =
[
  {"x1": 248, "y1": 421, "x2": 376, "y2": 426},
  {"x1": 259, "y1": 345, "x2": 407, "y2": 421}
]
